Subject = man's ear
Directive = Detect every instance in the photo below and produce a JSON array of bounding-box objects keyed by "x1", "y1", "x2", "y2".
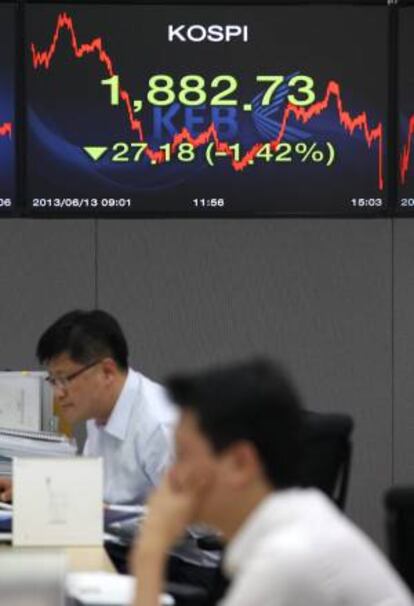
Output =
[
  {"x1": 101, "y1": 357, "x2": 118, "y2": 381},
  {"x1": 224, "y1": 441, "x2": 263, "y2": 488}
]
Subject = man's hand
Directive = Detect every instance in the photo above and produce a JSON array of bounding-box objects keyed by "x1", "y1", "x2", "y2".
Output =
[
  {"x1": 131, "y1": 471, "x2": 201, "y2": 569},
  {"x1": 0, "y1": 477, "x2": 12, "y2": 502},
  {"x1": 130, "y1": 470, "x2": 209, "y2": 606}
]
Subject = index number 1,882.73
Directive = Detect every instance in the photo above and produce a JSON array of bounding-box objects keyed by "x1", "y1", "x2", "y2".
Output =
[{"x1": 102, "y1": 74, "x2": 316, "y2": 109}]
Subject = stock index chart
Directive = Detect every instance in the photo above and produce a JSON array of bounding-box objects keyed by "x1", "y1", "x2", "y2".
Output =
[
  {"x1": 399, "y1": 5, "x2": 414, "y2": 213},
  {"x1": 0, "y1": 4, "x2": 15, "y2": 214},
  {"x1": 25, "y1": 3, "x2": 388, "y2": 216}
]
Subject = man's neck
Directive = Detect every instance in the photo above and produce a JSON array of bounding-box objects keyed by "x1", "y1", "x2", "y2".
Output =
[
  {"x1": 220, "y1": 483, "x2": 273, "y2": 542},
  {"x1": 95, "y1": 370, "x2": 129, "y2": 425}
]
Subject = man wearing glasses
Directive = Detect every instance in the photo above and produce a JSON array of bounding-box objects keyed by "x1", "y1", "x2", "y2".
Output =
[
  {"x1": 0, "y1": 309, "x2": 218, "y2": 588},
  {"x1": 0, "y1": 309, "x2": 176, "y2": 505},
  {"x1": 44, "y1": 309, "x2": 177, "y2": 505}
]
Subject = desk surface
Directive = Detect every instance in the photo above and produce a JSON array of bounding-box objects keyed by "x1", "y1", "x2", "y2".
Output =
[{"x1": 64, "y1": 546, "x2": 115, "y2": 572}]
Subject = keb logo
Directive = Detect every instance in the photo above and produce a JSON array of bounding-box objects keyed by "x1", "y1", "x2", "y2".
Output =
[{"x1": 152, "y1": 104, "x2": 238, "y2": 139}]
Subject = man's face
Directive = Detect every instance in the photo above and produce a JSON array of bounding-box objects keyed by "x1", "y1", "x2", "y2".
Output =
[
  {"x1": 173, "y1": 409, "x2": 234, "y2": 528},
  {"x1": 46, "y1": 352, "x2": 108, "y2": 425}
]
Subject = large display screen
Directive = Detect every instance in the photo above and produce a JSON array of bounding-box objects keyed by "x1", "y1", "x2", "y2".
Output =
[
  {"x1": 0, "y1": 4, "x2": 16, "y2": 214},
  {"x1": 24, "y1": 3, "x2": 388, "y2": 216},
  {"x1": 398, "y1": 5, "x2": 414, "y2": 213}
]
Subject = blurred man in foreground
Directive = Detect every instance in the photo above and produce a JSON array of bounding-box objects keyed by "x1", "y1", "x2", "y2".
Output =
[{"x1": 132, "y1": 359, "x2": 412, "y2": 606}]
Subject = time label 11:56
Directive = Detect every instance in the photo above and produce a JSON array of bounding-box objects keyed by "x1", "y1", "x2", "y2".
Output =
[{"x1": 193, "y1": 198, "x2": 225, "y2": 208}]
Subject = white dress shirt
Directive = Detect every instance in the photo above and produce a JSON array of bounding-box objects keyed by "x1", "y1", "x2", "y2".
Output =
[
  {"x1": 83, "y1": 368, "x2": 219, "y2": 569},
  {"x1": 221, "y1": 489, "x2": 413, "y2": 606},
  {"x1": 83, "y1": 368, "x2": 176, "y2": 504}
]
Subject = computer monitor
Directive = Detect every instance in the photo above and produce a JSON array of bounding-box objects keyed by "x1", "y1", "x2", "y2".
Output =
[{"x1": 0, "y1": 371, "x2": 54, "y2": 432}]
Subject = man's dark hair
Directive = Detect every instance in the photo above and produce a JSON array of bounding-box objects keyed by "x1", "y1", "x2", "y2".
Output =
[
  {"x1": 36, "y1": 309, "x2": 129, "y2": 371},
  {"x1": 167, "y1": 358, "x2": 304, "y2": 489}
]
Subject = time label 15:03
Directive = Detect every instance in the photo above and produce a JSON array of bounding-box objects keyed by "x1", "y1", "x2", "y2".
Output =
[{"x1": 101, "y1": 74, "x2": 316, "y2": 109}]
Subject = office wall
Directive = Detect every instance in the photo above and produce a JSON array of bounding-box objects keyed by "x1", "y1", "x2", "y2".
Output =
[
  {"x1": 394, "y1": 220, "x2": 414, "y2": 484},
  {"x1": 0, "y1": 216, "x2": 409, "y2": 548}
]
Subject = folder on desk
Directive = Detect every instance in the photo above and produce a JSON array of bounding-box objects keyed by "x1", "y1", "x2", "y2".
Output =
[{"x1": 13, "y1": 457, "x2": 103, "y2": 546}]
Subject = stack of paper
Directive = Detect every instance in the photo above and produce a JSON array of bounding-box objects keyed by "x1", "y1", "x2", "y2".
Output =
[
  {"x1": 104, "y1": 504, "x2": 146, "y2": 527},
  {"x1": 0, "y1": 427, "x2": 77, "y2": 459}
]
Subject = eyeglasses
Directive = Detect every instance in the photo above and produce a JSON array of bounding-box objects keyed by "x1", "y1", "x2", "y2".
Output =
[{"x1": 45, "y1": 359, "x2": 102, "y2": 390}]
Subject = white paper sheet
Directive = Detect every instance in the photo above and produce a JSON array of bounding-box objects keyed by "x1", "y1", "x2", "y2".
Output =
[{"x1": 13, "y1": 457, "x2": 103, "y2": 546}]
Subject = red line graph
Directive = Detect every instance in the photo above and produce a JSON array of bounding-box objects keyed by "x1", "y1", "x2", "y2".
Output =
[
  {"x1": 400, "y1": 114, "x2": 414, "y2": 185},
  {"x1": 31, "y1": 12, "x2": 384, "y2": 190},
  {"x1": 0, "y1": 122, "x2": 12, "y2": 138}
]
